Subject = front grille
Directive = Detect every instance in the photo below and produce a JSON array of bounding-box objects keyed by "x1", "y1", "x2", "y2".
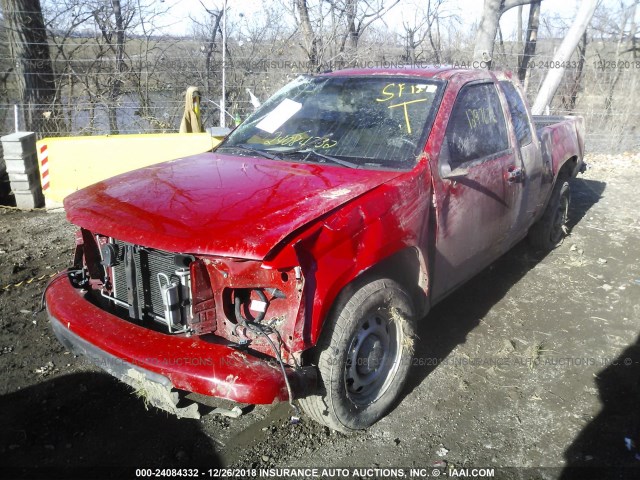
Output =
[{"x1": 110, "y1": 240, "x2": 180, "y2": 322}]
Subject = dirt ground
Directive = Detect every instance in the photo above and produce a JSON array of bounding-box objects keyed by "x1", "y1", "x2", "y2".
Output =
[{"x1": 1, "y1": 152, "x2": 639, "y2": 479}]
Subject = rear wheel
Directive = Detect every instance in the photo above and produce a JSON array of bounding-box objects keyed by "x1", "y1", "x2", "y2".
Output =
[
  {"x1": 300, "y1": 278, "x2": 416, "y2": 433},
  {"x1": 529, "y1": 180, "x2": 571, "y2": 251}
]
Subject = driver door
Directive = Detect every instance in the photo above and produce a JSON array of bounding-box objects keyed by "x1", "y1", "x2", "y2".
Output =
[{"x1": 430, "y1": 81, "x2": 518, "y2": 302}]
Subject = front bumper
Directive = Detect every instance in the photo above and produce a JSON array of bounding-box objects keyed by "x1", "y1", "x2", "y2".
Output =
[{"x1": 46, "y1": 274, "x2": 315, "y2": 405}]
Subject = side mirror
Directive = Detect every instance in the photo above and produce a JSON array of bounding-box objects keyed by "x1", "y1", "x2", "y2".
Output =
[
  {"x1": 438, "y1": 138, "x2": 469, "y2": 179},
  {"x1": 440, "y1": 160, "x2": 469, "y2": 180},
  {"x1": 441, "y1": 165, "x2": 469, "y2": 180},
  {"x1": 207, "y1": 126, "x2": 233, "y2": 137}
]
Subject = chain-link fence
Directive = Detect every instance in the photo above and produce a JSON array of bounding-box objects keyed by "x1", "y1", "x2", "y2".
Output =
[{"x1": 0, "y1": 51, "x2": 637, "y2": 153}]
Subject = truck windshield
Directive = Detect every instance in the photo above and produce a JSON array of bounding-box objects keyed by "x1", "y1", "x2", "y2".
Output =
[{"x1": 218, "y1": 75, "x2": 443, "y2": 170}]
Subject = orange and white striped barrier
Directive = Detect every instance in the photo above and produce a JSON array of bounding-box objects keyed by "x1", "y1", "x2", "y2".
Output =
[{"x1": 38, "y1": 144, "x2": 50, "y2": 191}]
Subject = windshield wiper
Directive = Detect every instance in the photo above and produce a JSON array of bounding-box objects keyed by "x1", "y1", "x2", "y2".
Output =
[
  {"x1": 217, "y1": 144, "x2": 281, "y2": 160},
  {"x1": 277, "y1": 147, "x2": 359, "y2": 169}
]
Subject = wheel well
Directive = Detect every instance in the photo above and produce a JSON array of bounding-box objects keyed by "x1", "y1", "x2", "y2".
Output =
[
  {"x1": 364, "y1": 247, "x2": 428, "y2": 314},
  {"x1": 302, "y1": 247, "x2": 427, "y2": 366},
  {"x1": 558, "y1": 156, "x2": 578, "y2": 181},
  {"x1": 326, "y1": 247, "x2": 427, "y2": 330}
]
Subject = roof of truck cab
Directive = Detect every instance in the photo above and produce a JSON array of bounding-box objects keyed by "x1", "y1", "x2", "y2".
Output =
[{"x1": 324, "y1": 66, "x2": 497, "y2": 81}]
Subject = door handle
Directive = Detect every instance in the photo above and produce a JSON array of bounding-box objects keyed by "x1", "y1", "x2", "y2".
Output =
[{"x1": 506, "y1": 166, "x2": 524, "y2": 183}]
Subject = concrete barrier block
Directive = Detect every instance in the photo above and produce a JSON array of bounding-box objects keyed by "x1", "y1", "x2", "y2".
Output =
[
  {"x1": 4, "y1": 153, "x2": 38, "y2": 174},
  {"x1": 1, "y1": 132, "x2": 37, "y2": 157},
  {"x1": 8, "y1": 169, "x2": 41, "y2": 192},
  {"x1": 13, "y1": 185, "x2": 45, "y2": 209}
]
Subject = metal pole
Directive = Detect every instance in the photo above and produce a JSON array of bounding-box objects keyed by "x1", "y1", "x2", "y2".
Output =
[
  {"x1": 531, "y1": 0, "x2": 597, "y2": 115},
  {"x1": 14, "y1": 104, "x2": 18, "y2": 132},
  {"x1": 221, "y1": 0, "x2": 227, "y2": 128}
]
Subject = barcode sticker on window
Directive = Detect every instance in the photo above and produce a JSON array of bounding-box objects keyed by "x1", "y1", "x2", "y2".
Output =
[{"x1": 256, "y1": 99, "x2": 302, "y2": 133}]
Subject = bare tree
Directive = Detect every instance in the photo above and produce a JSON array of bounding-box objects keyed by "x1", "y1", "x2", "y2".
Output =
[
  {"x1": 294, "y1": 0, "x2": 321, "y2": 70},
  {"x1": 229, "y1": 4, "x2": 291, "y2": 116},
  {"x1": 400, "y1": 0, "x2": 459, "y2": 64},
  {"x1": 601, "y1": 1, "x2": 638, "y2": 114},
  {"x1": 287, "y1": 0, "x2": 400, "y2": 71},
  {"x1": 517, "y1": 0, "x2": 540, "y2": 88},
  {"x1": 128, "y1": 1, "x2": 174, "y2": 131},
  {"x1": 331, "y1": 0, "x2": 399, "y2": 54},
  {"x1": 0, "y1": 9, "x2": 15, "y2": 125},
  {"x1": 1, "y1": 0, "x2": 60, "y2": 134},
  {"x1": 561, "y1": 30, "x2": 587, "y2": 112},
  {"x1": 192, "y1": 6, "x2": 224, "y2": 96},
  {"x1": 43, "y1": 2, "x2": 95, "y2": 132},
  {"x1": 473, "y1": 0, "x2": 543, "y2": 68},
  {"x1": 401, "y1": 21, "x2": 425, "y2": 63},
  {"x1": 91, "y1": 0, "x2": 134, "y2": 134},
  {"x1": 38, "y1": 0, "x2": 176, "y2": 135}
]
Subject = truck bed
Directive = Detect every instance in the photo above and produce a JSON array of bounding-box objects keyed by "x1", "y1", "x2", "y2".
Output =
[
  {"x1": 532, "y1": 115, "x2": 580, "y2": 130},
  {"x1": 533, "y1": 115, "x2": 586, "y2": 179}
]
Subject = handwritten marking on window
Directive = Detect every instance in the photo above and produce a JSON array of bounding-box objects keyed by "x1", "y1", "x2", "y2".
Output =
[
  {"x1": 465, "y1": 107, "x2": 497, "y2": 129},
  {"x1": 264, "y1": 131, "x2": 338, "y2": 149},
  {"x1": 376, "y1": 83, "x2": 433, "y2": 102},
  {"x1": 387, "y1": 99, "x2": 429, "y2": 134},
  {"x1": 376, "y1": 83, "x2": 434, "y2": 133}
]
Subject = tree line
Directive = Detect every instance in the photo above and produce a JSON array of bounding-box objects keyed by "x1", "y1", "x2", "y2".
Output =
[{"x1": 0, "y1": 0, "x2": 637, "y2": 151}]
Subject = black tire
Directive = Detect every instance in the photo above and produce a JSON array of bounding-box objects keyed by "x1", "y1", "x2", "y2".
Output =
[
  {"x1": 528, "y1": 180, "x2": 571, "y2": 251},
  {"x1": 299, "y1": 278, "x2": 416, "y2": 433}
]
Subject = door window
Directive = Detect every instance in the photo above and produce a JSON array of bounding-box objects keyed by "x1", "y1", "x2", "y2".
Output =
[
  {"x1": 500, "y1": 81, "x2": 533, "y2": 147},
  {"x1": 444, "y1": 83, "x2": 509, "y2": 169}
]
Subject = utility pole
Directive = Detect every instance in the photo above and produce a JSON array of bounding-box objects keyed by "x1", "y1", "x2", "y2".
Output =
[{"x1": 532, "y1": 0, "x2": 597, "y2": 115}]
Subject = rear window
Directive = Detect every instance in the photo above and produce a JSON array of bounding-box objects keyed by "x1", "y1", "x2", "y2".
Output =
[{"x1": 500, "y1": 81, "x2": 533, "y2": 147}]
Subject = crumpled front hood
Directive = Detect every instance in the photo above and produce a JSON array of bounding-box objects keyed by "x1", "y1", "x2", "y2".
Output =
[{"x1": 64, "y1": 152, "x2": 401, "y2": 259}]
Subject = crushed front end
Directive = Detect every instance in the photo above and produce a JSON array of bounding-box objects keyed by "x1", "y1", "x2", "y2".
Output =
[{"x1": 46, "y1": 228, "x2": 316, "y2": 416}]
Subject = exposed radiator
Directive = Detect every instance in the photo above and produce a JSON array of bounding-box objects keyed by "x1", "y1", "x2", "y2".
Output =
[{"x1": 108, "y1": 239, "x2": 190, "y2": 331}]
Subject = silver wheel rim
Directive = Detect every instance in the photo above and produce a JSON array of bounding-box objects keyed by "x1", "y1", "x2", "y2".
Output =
[{"x1": 344, "y1": 310, "x2": 402, "y2": 406}]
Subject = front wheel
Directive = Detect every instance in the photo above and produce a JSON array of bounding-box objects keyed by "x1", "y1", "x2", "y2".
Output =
[
  {"x1": 299, "y1": 278, "x2": 416, "y2": 433},
  {"x1": 528, "y1": 180, "x2": 571, "y2": 251}
]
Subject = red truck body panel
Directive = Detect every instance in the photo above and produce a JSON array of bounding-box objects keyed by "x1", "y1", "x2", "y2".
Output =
[
  {"x1": 64, "y1": 152, "x2": 402, "y2": 260},
  {"x1": 47, "y1": 275, "x2": 297, "y2": 404},
  {"x1": 46, "y1": 67, "x2": 584, "y2": 407}
]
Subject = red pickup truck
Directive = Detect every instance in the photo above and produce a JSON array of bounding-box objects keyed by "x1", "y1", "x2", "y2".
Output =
[{"x1": 46, "y1": 67, "x2": 585, "y2": 432}]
